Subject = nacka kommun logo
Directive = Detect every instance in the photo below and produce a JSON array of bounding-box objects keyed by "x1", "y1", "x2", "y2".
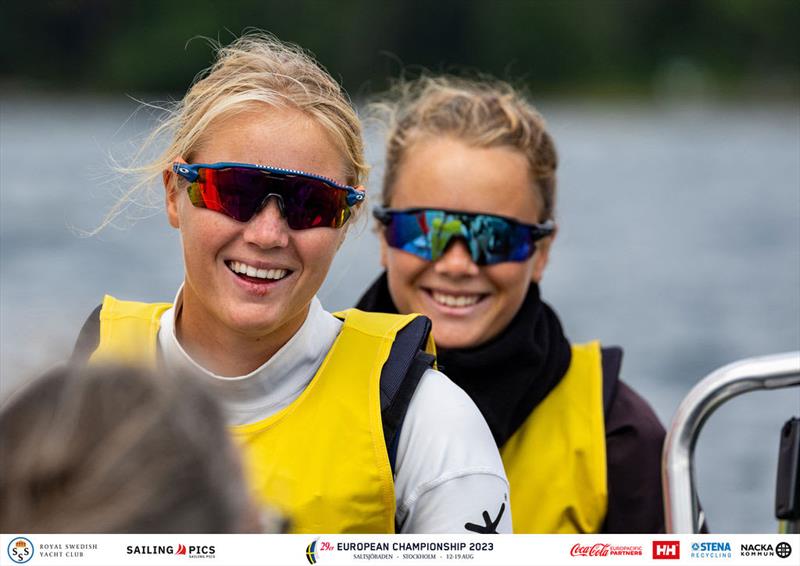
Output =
[
  {"x1": 7, "y1": 537, "x2": 34, "y2": 564},
  {"x1": 741, "y1": 541, "x2": 793, "y2": 559}
]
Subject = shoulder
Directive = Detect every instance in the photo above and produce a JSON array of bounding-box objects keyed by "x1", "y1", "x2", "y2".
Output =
[
  {"x1": 405, "y1": 369, "x2": 502, "y2": 458},
  {"x1": 606, "y1": 380, "x2": 666, "y2": 446},
  {"x1": 393, "y1": 368, "x2": 511, "y2": 533},
  {"x1": 71, "y1": 297, "x2": 172, "y2": 364},
  {"x1": 395, "y1": 367, "x2": 508, "y2": 491},
  {"x1": 603, "y1": 379, "x2": 666, "y2": 533}
]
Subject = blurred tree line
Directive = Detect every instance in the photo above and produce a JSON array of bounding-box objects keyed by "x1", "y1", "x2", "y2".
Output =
[{"x1": 1, "y1": 0, "x2": 798, "y2": 98}]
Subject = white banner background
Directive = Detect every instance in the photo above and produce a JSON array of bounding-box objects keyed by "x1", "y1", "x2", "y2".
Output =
[{"x1": 2, "y1": 533, "x2": 798, "y2": 566}]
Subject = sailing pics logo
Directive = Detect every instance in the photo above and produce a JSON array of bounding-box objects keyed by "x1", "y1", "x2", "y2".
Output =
[
  {"x1": 7, "y1": 537, "x2": 34, "y2": 564},
  {"x1": 126, "y1": 543, "x2": 216, "y2": 559}
]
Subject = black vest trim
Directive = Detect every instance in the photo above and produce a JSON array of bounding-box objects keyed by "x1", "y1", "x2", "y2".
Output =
[
  {"x1": 600, "y1": 346, "x2": 623, "y2": 416},
  {"x1": 71, "y1": 304, "x2": 102, "y2": 365}
]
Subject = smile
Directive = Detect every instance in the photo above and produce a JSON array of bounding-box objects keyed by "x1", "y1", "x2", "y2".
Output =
[
  {"x1": 427, "y1": 289, "x2": 487, "y2": 308},
  {"x1": 226, "y1": 260, "x2": 290, "y2": 281}
]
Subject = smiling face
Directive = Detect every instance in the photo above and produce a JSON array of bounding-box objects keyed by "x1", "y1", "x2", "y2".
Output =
[
  {"x1": 166, "y1": 106, "x2": 352, "y2": 360},
  {"x1": 381, "y1": 136, "x2": 553, "y2": 349}
]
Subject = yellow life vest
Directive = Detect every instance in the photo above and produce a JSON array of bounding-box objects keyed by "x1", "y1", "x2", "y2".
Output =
[
  {"x1": 88, "y1": 295, "x2": 435, "y2": 533},
  {"x1": 500, "y1": 341, "x2": 607, "y2": 533}
]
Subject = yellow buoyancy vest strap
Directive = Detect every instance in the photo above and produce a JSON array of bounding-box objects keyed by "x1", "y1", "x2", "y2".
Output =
[
  {"x1": 88, "y1": 295, "x2": 171, "y2": 367},
  {"x1": 500, "y1": 341, "x2": 607, "y2": 533},
  {"x1": 231, "y1": 308, "x2": 433, "y2": 533}
]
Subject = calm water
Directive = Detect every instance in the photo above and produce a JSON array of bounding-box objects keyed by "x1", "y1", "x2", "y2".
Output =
[{"x1": 1, "y1": 96, "x2": 798, "y2": 532}]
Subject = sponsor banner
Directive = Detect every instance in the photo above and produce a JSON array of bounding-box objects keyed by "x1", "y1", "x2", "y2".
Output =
[{"x1": 1, "y1": 533, "x2": 798, "y2": 566}]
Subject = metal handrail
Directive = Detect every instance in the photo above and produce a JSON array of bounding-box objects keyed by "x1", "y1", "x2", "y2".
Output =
[{"x1": 663, "y1": 351, "x2": 800, "y2": 533}]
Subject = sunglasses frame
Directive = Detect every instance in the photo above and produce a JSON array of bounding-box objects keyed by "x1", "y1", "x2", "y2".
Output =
[
  {"x1": 172, "y1": 162, "x2": 365, "y2": 208},
  {"x1": 373, "y1": 205, "x2": 556, "y2": 264}
]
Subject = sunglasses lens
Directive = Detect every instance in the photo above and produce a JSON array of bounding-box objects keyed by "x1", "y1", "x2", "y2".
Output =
[
  {"x1": 475, "y1": 216, "x2": 533, "y2": 264},
  {"x1": 382, "y1": 209, "x2": 538, "y2": 265},
  {"x1": 279, "y1": 176, "x2": 351, "y2": 229},
  {"x1": 188, "y1": 167, "x2": 351, "y2": 228},
  {"x1": 189, "y1": 167, "x2": 265, "y2": 222},
  {"x1": 383, "y1": 210, "x2": 434, "y2": 260}
]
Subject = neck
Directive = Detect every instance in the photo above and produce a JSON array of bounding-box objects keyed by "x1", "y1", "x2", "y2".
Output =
[{"x1": 176, "y1": 292, "x2": 309, "y2": 377}]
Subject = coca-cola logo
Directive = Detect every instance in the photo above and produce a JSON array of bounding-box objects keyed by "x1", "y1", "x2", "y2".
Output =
[
  {"x1": 571, "y1": 544, "x2": 610, "y2": 557},
  {"x1": 570, "y1": 543, "x2": 644, "y2": 558}
]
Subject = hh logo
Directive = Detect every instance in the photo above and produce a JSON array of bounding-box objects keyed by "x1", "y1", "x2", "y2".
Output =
[{"x1": 653, "y1": 541, "x2": 680, "y2": 559}]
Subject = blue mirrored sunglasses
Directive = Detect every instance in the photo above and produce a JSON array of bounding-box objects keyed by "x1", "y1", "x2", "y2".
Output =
[{"x1": 373, "y1": 206, "x2": 555, "y2": 265}]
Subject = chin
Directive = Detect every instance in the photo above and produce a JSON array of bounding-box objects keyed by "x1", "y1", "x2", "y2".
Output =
[
  {"x1": 223, "y1": 307, "x2": 282, "y2": 336},
  {"x1": 433, "y1": 329, "x2": 481, "y2": 350}
]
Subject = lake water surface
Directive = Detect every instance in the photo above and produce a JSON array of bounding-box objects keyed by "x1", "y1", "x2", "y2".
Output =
[{"x1": 1, "y1": 96, "x2": 798, "y2": 532}]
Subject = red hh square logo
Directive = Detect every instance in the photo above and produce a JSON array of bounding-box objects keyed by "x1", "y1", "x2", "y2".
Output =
[{"x1": 653, "y1": 541, "x2": 680, "y2": 559}]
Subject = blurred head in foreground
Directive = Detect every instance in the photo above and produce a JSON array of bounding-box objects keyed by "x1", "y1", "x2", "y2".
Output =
[{"x1": 0, "y1": 363, "x2": 264, "y2": 533}]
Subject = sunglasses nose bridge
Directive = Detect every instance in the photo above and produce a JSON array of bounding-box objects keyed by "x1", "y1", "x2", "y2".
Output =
[
  {"x1": 256, "y1": 193, "x2": 286, "y2": 219},
  {"x1": 432, "y1": 221, "x2": 477, "y2": 261}
]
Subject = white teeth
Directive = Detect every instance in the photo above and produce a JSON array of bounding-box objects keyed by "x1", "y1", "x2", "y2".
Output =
[
  {"x1": 228, "y1": 261, "x2": 288, "y2": 281},
  {"x1": 432, "y1": 292, "x2": 481, "y2": 307}
]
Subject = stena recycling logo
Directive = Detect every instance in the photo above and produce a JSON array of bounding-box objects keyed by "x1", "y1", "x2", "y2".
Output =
[
  {"x1": 690, "y1": 541, "x2": 732, "y2": 559},
  {"x1": 7, "y1": 537, "x2": 34, "y2": 564}
]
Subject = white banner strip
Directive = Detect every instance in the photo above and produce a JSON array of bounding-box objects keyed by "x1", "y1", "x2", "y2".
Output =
[{"x1": 2, "y1": 533, "x2": 798, "y2": 566}]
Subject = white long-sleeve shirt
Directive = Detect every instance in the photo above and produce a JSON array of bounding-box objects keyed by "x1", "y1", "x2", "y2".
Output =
[{"x1": 157, "y1": 290, "x2": 511, "y2": 533}]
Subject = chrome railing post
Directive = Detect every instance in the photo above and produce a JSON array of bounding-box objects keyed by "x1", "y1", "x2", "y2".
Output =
[{"x1": 663, "y1": 351, "x2": 800, "y2": 533}]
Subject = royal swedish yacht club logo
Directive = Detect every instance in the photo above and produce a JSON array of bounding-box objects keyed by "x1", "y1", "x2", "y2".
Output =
[{"x1": 7, "y1": 537, "x2": 34, "y2": 564}]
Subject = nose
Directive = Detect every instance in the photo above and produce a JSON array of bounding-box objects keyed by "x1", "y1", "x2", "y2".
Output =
[
  {"x1": 241, "y1": 197, "x2": 290, "y2": 249},
  {"x1": 434, "y1": 238, "x2": 480, "y2": 278}
]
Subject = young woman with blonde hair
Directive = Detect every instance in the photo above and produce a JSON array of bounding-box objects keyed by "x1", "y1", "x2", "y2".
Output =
[
  {"x1": 358, "y1": 75, "x2": 666, "y2": 533},
  {"x1": 72, "y1": 35, "x2": 510, "y2": 534}
]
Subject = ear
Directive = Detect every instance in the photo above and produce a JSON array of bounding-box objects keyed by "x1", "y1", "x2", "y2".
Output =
[
  {"x1": 164, "y1": 163, "x2": 182, "y2": 229},
  {"x1": 531, "y1": 224, "x2": 557, "y2": 283}
]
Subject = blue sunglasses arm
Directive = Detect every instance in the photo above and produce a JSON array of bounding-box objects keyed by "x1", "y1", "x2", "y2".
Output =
[
  {"x1": 172, "y1": 163, "x2": 200, "y2": 182},
  {"x1": 346, "y1": 189, "x2": 365, "y2": 206},
  {"x1": 172, "y1": 162, "x2": 364, "y2": 206}
]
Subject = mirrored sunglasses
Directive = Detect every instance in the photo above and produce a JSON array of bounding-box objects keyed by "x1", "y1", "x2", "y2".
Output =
[
  {"x1": 373, "y1": 206, "x2": 555, "y2": 265},
  {"x1": 172, "y1": 162, "x2": 364, "y2": 229}
]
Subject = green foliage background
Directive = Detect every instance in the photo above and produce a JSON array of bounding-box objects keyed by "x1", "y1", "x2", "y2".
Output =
[{"x1": 2, "y1": 0, "x2": 798, "y2": 98}]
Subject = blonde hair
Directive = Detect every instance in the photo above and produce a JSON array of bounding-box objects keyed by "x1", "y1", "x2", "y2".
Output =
[
  {"x1": 104, "y1": 32, "x2": 367, "y2": 229},
  {"x1": 375, "y1": 75, "x2": 558, "y2": 221},
  {"x1": 0, "y1": 363, "x2": 260, "y2": 533}
]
